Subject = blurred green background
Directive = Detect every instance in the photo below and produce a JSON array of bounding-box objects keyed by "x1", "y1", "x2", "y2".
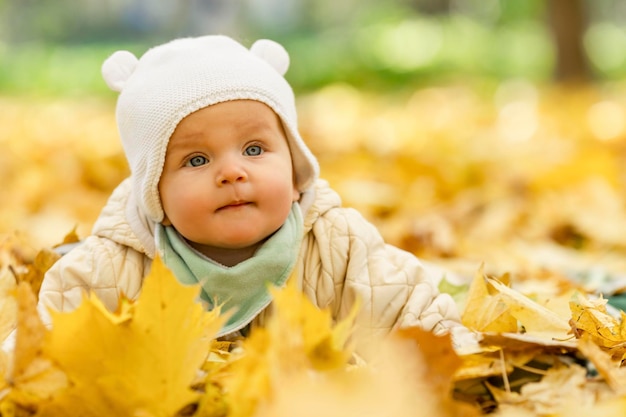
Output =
[{"x1": 1, "y1": 0, "x2": 624, "y2": 97}]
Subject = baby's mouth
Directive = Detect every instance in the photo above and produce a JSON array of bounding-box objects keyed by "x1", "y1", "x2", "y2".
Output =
[{"x1": 217, "y1": 201, "x2": 252, "y2": 211}]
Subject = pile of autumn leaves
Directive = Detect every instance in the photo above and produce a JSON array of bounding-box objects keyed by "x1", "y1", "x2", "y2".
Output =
[
  {"x1": 2, "y1": 233, "x2": 626, "y2": 417},
  {"x1": 0, "y1": 234, "x2": 463, "y2": 417}
]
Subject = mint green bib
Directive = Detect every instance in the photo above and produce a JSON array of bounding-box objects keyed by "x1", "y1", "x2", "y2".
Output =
[{"x1": 156, "y1": 204, "x2": 303, "y2": 337}]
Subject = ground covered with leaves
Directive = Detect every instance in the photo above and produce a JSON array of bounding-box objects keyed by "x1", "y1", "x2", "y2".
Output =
[{"x1": 2, "y1": 79, "x2": 626, "y2": 415}]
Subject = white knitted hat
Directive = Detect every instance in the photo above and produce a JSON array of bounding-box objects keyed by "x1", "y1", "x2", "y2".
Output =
[{"x1": 101, "y1": 35, "x2": 319, "y2": 222}]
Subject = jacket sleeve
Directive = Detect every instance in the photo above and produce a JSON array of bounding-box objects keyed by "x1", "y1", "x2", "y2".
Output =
[
  {"x1": 301, "y1": 206, "x2": 476, "y2": 348},
  {"x1": 38, "y1": 235, "x2": 146, "y2": 325}
]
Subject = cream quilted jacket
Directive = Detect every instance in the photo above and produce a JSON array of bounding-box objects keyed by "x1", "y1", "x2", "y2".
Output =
[{"x1": 37, "y1": 178, "x2": 474, "y2": 350}]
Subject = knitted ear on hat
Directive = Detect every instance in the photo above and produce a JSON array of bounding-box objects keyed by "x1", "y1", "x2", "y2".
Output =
[
  {"x1": 250, "y1": 39, "x2": 290, "y2": 76},
  {"x1": 101, "y1": 50, "x2": 139, "y2": 92}
]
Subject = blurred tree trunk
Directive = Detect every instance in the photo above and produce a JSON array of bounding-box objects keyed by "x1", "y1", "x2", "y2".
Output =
[
  {"x1": 409, "y1": 0, "x2": 450, "y2": 14},
  {"x1": 547, "y1": 0, "x2": 591, "y2": 82}
]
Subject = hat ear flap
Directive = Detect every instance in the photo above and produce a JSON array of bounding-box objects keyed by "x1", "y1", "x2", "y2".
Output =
[
  {"x1": 250, "y1": 39, "x2": 290, "y2": 76},
  {"x1": 102, "y1": 50, "x2": 139, "y2": 92}
]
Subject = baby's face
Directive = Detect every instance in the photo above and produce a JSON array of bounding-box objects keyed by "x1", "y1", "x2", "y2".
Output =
[{"x1": 158, "y1": 100, "x2": 299, "y2": 261}]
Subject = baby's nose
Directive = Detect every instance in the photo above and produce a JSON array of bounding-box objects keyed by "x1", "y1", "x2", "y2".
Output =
[{"x1": 216, "y1": 159, "x2": 248, "y2": 185}]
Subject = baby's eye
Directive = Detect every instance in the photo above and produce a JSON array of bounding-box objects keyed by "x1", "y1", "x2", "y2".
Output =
[
  {"x1": 185, "y1": 155, "x2": 208, "y2": 167},
  {"x1": 244, "y1": 145, "x2": 263, "y2": 156}
]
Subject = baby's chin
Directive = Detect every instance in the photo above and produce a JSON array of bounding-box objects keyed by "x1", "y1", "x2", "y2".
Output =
[{"x1": 187, "y1": 235, "x2": 269, "y2": 263}]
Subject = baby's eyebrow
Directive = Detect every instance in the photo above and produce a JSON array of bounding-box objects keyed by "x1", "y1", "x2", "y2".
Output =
[
  {"x1": 167, "y1": 132, "x2": 205, "y2": 151},
  {"x1": 240, "y1": 118, "x2": 274, "y2": 130}
]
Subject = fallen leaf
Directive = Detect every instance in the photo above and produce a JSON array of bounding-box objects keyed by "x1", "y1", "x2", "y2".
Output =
[
  {"x1": 570, "y1": 293, "x2": 626, "y2": 359},
  {"x1": 393, "y1": 327, "x2": 481, "y2": 416},
  {"x1": 53, "y1": 227, "x2": 81, "y2": 247},
  {"x1": 479, "y1": 332, "x2": 577, "y2": 352},
  {"x1": 38, "y1": 255, "x2": 225, "y2": 417},
  {"x1": 0, "y1": 266, "x2": 17, "y2": 346},
  {"x1": 577, "y1": 336, "x2": 626, "y2": 394},
  {"x1": 462, "y1": 268, "x2": 518, "y2": 333},
  {"x1": 12, "y1": 248, "x2": 60, "y2": 297},
  {"x1": 486, "y1": 365, "x2": 592, "y2": 415},
  {"x1": 486, "y1": 276, "x2": 572, "y2": 337},
  {"x1": 558, "y1": 395, "x2": 626, "y2": 417},
  {"x1": 217, "y1": 277, "x2": 359, "y2": 417},
  {"x1": 3, "y1": 282, "x2": 67, "y2": 410},
  {"x1": 395, "y1": 327, "x2": 462, "y2": 392}
]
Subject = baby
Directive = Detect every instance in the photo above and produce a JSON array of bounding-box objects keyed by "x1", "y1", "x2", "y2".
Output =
[{"x1": 35, "y1": 35, "x2": 474, "y2": 349}]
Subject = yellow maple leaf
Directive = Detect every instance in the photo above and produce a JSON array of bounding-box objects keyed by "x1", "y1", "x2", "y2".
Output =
[
  {"x1": 461, "y1": 268, "x2": 518, "y2": 333},
  {"x1": 37, "y1": 255, "x2": 225, "y2": 417},
  {"x1": 53, "y1": 226, "x2": 81, "y2": 247},
  {"x1": 215, "y1": 277, "x2": 359, "y2": 417},
  {"x1": 0, "y1": 231, "x2": 59, "y2": 322},
  {"x1": 194, "y1": 340, "x2": 240, "y2": 417},
  {"x1": 2, "y1": 282, "x2": 67, "y2": 410},
  {"x1": 239, "y1": 290, "x2": 461, "y2": 417},
  {"x1": 13, "y1": 248, "x2": 60, "y2": 297},
  {"x1": 485, "y1": 276, "x2": 571, "y2": 337},
  {"x1": 570, "y1": 294, "x2": 626, "y2": 359},
  {"x1": 265, "y1": 279, "x2": 358, "y2": 371},
  {"x1": 0, "y1": 265, "x2": 17, "y2": 347}
]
